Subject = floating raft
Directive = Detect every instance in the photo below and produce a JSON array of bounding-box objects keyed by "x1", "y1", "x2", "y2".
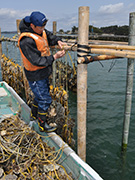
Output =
[{"x1": 0, "y1": 81, "x2": 103, "y2": 180}]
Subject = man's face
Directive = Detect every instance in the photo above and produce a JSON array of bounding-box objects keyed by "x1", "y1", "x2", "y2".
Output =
[{"x1": 30, "y1": 24, "x2": 45, "y2": 34}]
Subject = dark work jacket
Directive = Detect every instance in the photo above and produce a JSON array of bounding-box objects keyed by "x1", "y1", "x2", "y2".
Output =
[{"x1": 19, "y1": 19, "x2": 61, "y2": 81}]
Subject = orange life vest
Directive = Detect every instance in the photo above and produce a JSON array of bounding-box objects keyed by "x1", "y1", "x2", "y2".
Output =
[{"x1": 18, "y1": 31, "x2": 51, "y2": 71}]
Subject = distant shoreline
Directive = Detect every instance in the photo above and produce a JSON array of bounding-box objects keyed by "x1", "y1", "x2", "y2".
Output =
[{"x1": 1, "y1": 31, "x2": 17, "y2": 34}]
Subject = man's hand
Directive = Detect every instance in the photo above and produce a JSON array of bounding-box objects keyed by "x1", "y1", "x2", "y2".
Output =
[
  {"x1": 53, "y1": 50, "x2": 66, "y2": 60},
  {"x1": 58, "y1": 41, "x2": 67, "y2": 49},
  {"x1": 53, "y1": 41, "x2": 67, "y2": 60}
]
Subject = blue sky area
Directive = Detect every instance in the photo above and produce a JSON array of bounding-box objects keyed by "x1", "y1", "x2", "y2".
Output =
[{"x1": 0, "y1": 0, "x2": 135, "y2": 32}]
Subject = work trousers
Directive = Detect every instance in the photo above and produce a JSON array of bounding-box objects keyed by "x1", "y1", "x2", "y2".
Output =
[{"x1": 28, "y1": 78, "x2": 52, "y2": 112}]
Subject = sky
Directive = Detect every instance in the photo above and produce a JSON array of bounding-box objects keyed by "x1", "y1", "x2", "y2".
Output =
[{"x1": 0, "y1": 0, "x2": 135, "y2": 32}]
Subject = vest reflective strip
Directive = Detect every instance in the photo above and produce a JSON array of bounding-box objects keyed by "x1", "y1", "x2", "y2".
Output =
[{"x1": 30, "y1": 33, "x2": 38, "y2": 40}]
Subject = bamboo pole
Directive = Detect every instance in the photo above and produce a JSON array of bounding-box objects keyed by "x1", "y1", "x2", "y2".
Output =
[
  {"x1": 53, "y1": 21, "x2": 57, "y2": 35},
  {"x1": 62, "y1": 43, "x2": 135, "y2": 51},
  {"x1": 0, "y1": 29, "x2": 2, "y2": 58},
  {"x1": 0, "y1": 37, "x2": 17, "y2": 42},
  {"x1": 89, "y1": 39, "x2": 128, "y2": 45},
  {"x1": 16, "y1": 19, "x2": 30, "y2": 102},
  {"x1": 89, "y1": 44, "x2": 135, "y2": 51},
  {"x1": 63, "y1": 39, "x2": 128, "y2": 45},
  {"x1": 52, "y1": 21, "x2": 57, "y2": 88},
  {"x1": 90, "y1": 48, "x2": 135, "y2": 59},
  {"x1": 53, "y1": 44, "x2": 135, "y2": 59},
  {"x1": 16, "y1": 19, "x2": 21, "y2": 36},
  {"x1": 77, "y1": 6, "x2": 89, "y2": 161},
  {"x1": 0, "y1": 28, "x2": 3, "y2": 79},
  {"x1": 78, "y1": 55, "x2": 120, "y2": 63},
  {"x1": 122, "y1": 12, "x2": 135, "y2": 151}
]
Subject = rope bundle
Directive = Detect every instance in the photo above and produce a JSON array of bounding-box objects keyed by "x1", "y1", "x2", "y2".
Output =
[{"x1": 0, "y1": 114, "x2": 73, "y2": 180}]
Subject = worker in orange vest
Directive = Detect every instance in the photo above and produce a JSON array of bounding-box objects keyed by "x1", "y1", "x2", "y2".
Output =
[{"x1": 18, "y1": 11, "x2": 66, "y2": 132}]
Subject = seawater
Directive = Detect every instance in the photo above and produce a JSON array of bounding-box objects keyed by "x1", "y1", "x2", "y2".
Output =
[
  {"x1": 1, "y1": 33, "x2": 135, "y2": 180},
  {"x1": 70, "y1": 59, "x2": 135, "y2": 180}
]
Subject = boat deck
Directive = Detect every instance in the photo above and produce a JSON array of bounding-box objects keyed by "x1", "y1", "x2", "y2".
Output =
[
  {"x1": 0, "y1": 86, "x2": 18, "y2": 120},
  {"x1": 0, "y1": 81, "x2": 103, "y2": 180}
]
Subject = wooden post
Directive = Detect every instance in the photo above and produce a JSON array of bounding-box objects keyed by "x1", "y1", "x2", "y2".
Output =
[
  {"x1": 0, "y1": 28, "x2": 3, "y2": 79},
  {"x1": 77, "y1": 6, "x2": 89, "y2": 161},
  {"x1": 52, "y1": 21, "x2": 57, "y2": 88},
  {"x1": 122, "y1": 12, "x2": 135, "y2": 150}
]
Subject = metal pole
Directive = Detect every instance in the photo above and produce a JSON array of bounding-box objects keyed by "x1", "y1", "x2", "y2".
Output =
[
  {"x1": 122, "y1": 12, "x2": 135, "y2": 150},
  {"x1": 77, "y1": 6, "x2": 89, "y2": 161}
]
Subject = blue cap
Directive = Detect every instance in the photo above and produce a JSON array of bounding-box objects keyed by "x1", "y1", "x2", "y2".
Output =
[{"x1": 24, "y1": 11, "x2": 48, "y2": 26}]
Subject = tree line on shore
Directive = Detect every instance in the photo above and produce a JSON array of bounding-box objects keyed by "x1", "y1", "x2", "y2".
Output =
[{"x1": 59, "y1": 25, "x2": 129, "y2": 36}]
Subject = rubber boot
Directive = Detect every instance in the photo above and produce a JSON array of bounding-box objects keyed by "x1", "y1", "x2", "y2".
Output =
[
  {"x1": 37, "y1": 111, "x2": 57, "y2": 132},
  {"x1": 30, "y1": 102, "x2": 38, "y2": 121}
]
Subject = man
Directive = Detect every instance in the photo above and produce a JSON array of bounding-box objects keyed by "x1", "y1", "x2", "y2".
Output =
[{"x1": 18, "y1": 11, "x2": 66, "y2": 132}]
